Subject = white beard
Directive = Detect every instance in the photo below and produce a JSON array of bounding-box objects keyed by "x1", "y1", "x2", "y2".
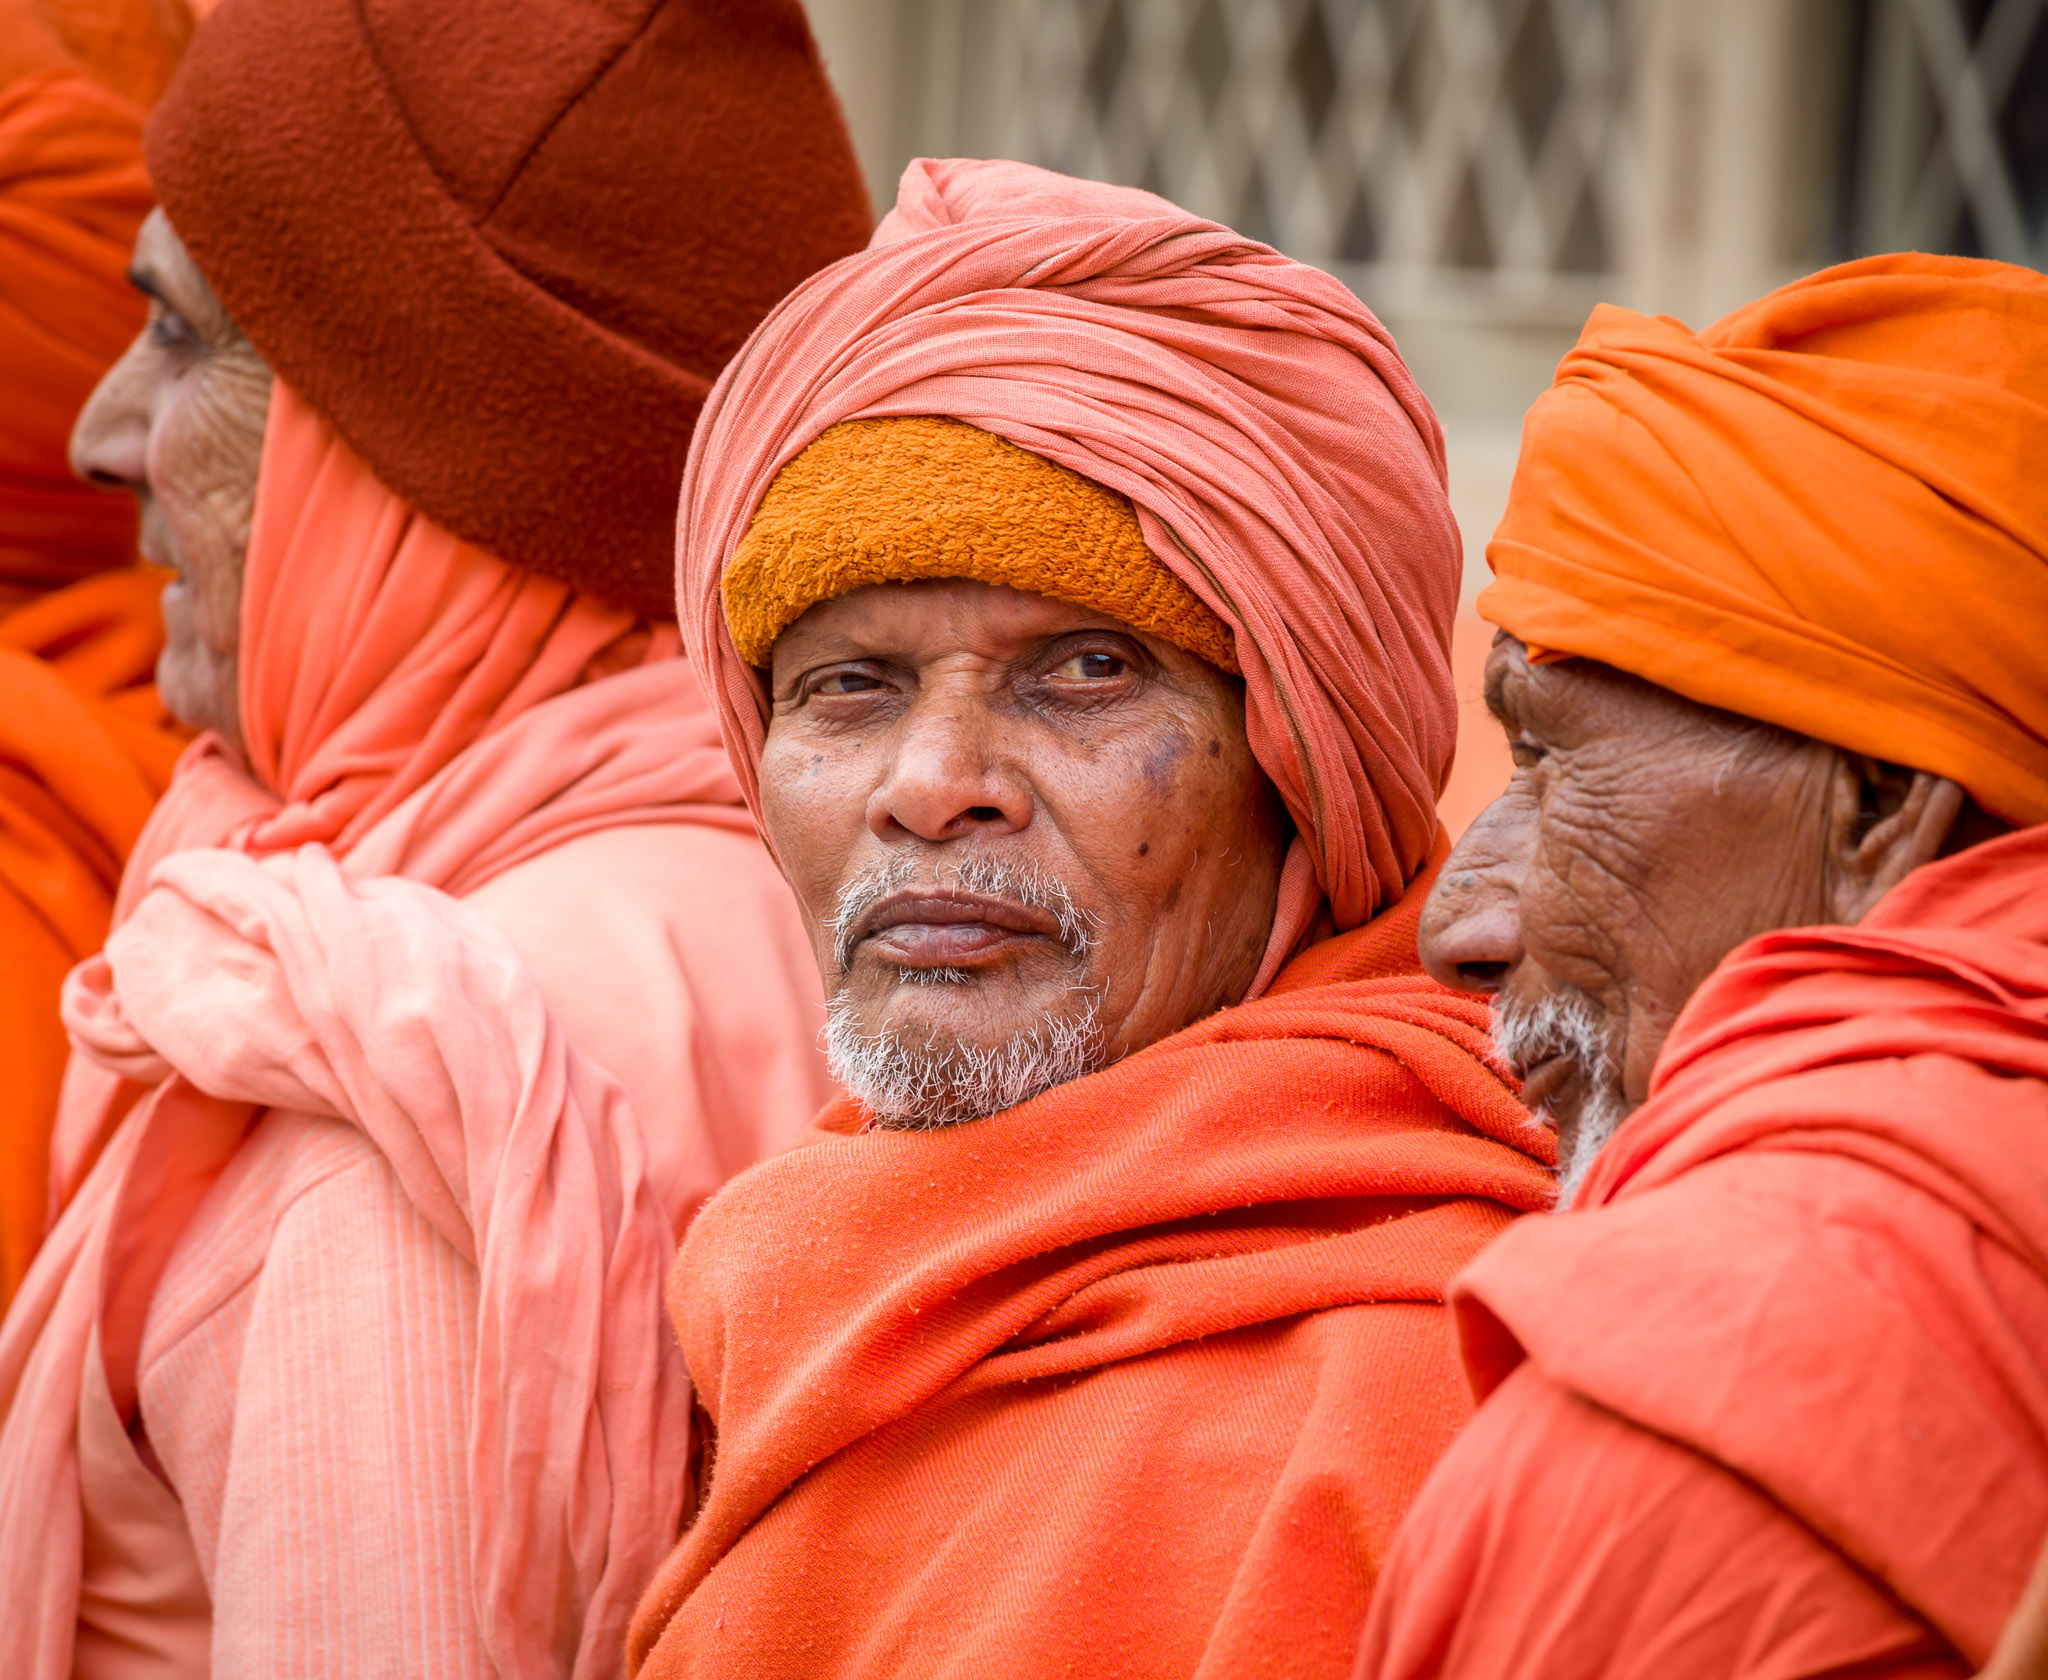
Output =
[
  {"x1": 824, "y1": 851, "x2": 1106, "y2": 1130},
  {"x1": 1491, "y1": 989, "x2": 1629, "y2": 1208},
  {"x1": 825, "y1": 980, "x2": 1106, "y2": 1130}
]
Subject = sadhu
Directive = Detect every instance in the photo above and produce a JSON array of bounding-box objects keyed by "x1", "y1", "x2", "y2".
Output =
[
  {"x1": 1357, "y1": 255, "x2": 2048, "y2": 1680},
  {"x1": 0, "y1": 0, "x2": 871, "y2": 1669},
  {"x1": 626, "y1": 157, "x2": 1556, "y2": 1680}
]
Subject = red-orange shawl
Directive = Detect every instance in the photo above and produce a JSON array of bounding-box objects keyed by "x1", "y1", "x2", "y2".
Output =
[
  {"x1": 630, "y1": 871, "x2": 1555, "y2": 1679},
  {"x1": 1357, "y1": 826, "x2": 2048, "y2": 1679}
]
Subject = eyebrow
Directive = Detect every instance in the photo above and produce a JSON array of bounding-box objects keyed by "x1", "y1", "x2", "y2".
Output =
[{"x1": 125, "y1": 262, "x2": 170, "y2": 306}]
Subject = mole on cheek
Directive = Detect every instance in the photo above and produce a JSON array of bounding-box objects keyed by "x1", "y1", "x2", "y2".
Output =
[
  {"x1": 1138, "y1": 841, "x2": 1150, "y2": 857},
  {"x1": 1207, "y1": 739, "x2": 1221, "y2": 757}
]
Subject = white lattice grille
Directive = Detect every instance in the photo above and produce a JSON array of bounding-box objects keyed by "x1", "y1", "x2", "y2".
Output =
[
  {"x1": 954, "y1": 0, "x2": 1630, "y2": 321},
  {"x1": 1853, "y1": 0, "x2": 2048, "y2": 265}
]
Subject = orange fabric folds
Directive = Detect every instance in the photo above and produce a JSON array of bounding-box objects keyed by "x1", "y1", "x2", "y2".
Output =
[
  {"x1": 0, "y1": 65, "x2": 148, "y2": 584},
  {"x1": 0, "y1": 573, "x2": 178, "y2": 1303},
  {"x1": 1481, "y1": 254, "x2": 2048, "y2": 824},
  {"x1": 1356, "y1": 826, "x2": 2048, "y2": 1679},
  {"x1": 628, "y1": 880, "x2": 1555, "y2": 1680},
  {"x1": 0, "y1": 65, "x2": 181, "y2": 1305}
]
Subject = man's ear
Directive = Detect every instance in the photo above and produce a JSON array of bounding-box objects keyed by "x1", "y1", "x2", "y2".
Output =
[{"x1": 1823, "y1": 755, "x2": 1967, "y2": 924}]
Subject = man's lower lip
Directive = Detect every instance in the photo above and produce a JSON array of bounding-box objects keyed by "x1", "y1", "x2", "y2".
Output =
[{"x1": 864, "y1": 924, "x2": 1041, "y2": 966}]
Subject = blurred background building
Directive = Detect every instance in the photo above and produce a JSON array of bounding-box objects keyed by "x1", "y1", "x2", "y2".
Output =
[{"x1": 797, "y1": 0, "x2": 2048, "y2": 829}]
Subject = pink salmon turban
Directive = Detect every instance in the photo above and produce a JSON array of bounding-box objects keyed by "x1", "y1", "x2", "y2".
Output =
[{"x1": 674, "y1": 158, "x2": 1462, "y2": 964}]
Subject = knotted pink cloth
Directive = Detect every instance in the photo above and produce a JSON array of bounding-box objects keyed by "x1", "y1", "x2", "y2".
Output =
[
  {"x1": 0, "y1": 383, "x2": 802, "y2": 1678},
  {"x1": 675, "y1": 158, "x2": 1462, "y2": 977},
  {"x1": 71, "y1": 846, "x2": 686, "y2": 1679}
]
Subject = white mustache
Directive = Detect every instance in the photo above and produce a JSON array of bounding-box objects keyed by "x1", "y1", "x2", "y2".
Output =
[
  {"x1": 1490, "y1": 987, "x2": 1611, "y2": 1086},
  {"x1": 827, "y1": 853, "x2": 1096, "y2": 976}
]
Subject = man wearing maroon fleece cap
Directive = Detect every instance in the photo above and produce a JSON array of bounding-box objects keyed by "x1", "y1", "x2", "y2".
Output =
[{"x1": 0, "y1": 0, "x2": 870, "y2": 1673}]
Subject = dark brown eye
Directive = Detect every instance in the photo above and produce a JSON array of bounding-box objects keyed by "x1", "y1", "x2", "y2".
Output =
[
  {"x1": 814, "y1": 669, "x2": 887, "y2": 695},
  {"x1": 146, "y1": 302, "x2": 196, "y2": 351},
  {"x1": 1052, "y1": 650, "x2": 1127, "y2": 682}
]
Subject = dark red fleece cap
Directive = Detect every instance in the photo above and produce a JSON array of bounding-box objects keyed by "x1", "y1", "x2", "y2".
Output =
[{"x1": 145, "y1": 0, "x2": 872, "y2": 618}]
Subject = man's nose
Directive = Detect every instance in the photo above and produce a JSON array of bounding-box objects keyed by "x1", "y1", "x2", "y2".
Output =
[
  {"x1": 69, "y1": 337, "x2": 152, "y2": 493},
  {"x1": 866, "y1": 692, "x2": 1032, "y2": 843},
  {"x1": 1418, "y1": 795, "x2": 1533, "y2": 993}
]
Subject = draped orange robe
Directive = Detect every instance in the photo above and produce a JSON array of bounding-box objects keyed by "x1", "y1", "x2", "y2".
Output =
[
  {"x1": 1354, "y1": 827, "x2": 2048, "y2": 1680},
  {"x1": 628, "y1": 870, "x2": 1556, "y2": 1680},
  {"x1": 0, "y1": 62, "x2": 185, "y2": 1306}
]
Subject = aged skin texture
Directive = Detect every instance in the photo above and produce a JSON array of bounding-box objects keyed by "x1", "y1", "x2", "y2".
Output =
[
  {"x1": 1417, "y1": 631, "x2": 1983, "y2": 1196},
  {"x1": 761, "y1": 577, "x2": 1288, "y2": 1117},
  {"x1": 70, "y1": 207, "x2": 271, "y2": 755}
]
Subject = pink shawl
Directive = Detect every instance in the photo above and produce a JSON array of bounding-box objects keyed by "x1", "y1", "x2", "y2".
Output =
[
  {"x1": 675, "y1": 158, "x2": 1461, "y2": 982},
  {"x1": 0, "y1": 383, "x2": 749, "y2": 1678}
]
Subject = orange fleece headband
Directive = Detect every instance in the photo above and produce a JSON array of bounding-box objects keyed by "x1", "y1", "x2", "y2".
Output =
[
  {"x1": 1483, "y1": 253, "x2": 2048, "y2": 826},
  {"x1": 722, "y1": 416, "x2": 1240, "y2": 672}
]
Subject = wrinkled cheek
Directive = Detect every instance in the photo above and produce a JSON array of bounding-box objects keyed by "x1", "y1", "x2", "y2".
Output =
[
  {"x1": 155, "y1": 492, "x2": 243, "y2": 659},
  {"x1": 1516, "y1": 868, "x2": 1625, "y2": 1005},
  {"x1": 757, "y1": 739, "x2": 868, "y2": 951}
]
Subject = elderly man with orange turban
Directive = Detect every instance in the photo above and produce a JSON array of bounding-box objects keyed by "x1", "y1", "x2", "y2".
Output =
[
  {"x1": 0, "y1": 0, "x2": 193, "y2": 1308},
  {"x1": 1351, "y1": 254, "x2": 2048, "y2": 1680},
  {"x1": 0, "y1": 0, "x2": 871, "y2": 1672},
  {"x1": 618, "y1": 158, "x2": 1555, "y2": 1680}
]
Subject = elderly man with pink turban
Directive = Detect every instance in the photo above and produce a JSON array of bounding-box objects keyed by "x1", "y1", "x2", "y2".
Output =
[{"x1": 618, "y1": 160, "x2": 1554, "y2": 1680}]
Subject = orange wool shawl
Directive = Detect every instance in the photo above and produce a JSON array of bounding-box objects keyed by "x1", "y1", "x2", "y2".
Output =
[
  {"x1": 1356, "y1": 826, "x2": 2048, "y2": 1679},
  {"x1": 628, "y1": 874, "x2": 1555, "y2": 1680}
]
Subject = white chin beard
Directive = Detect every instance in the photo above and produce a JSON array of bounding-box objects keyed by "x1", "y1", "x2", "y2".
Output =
[
  {"x1": 1491, "y1": 988, "x2": 1628, "y2": 1209},
  {"x1": 1551, "y1": 1079, "x2": 1629, "y2": 1209},
  {"x1": 824, "y1": 984, "x2": 1107, "y2": 1130}
]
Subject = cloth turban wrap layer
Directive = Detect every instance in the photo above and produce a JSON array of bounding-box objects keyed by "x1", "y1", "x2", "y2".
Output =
[
  {"x1": 723, "y1": 415, "x2": 1240, "y2": 673},
  {"x1": 677, "y1": 157, "x2": 1463, "y2": 939},
  {"x1": 1483, "y1": 252, "x2": 2048, "y2": 826}
]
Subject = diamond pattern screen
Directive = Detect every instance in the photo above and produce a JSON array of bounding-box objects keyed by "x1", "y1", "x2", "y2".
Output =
[
  {"x1": 1849, "y1": 0, "x2": 2048, "y2": 267},
  {"x1": 954, "y1": 0, "x2": 1630, "y2": 321}
]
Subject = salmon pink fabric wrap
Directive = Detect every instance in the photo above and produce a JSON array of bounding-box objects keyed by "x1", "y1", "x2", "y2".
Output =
[
  {"x1": 1481, "y1": 253, "x2": 2048, "y2": 825},
  {"x1": 71, "y1": 848, "x2": 685, "y2": 1679},
  {"x1": 0, "y1": 384, "x2": 756, "y2": 1679},
  {"x1": 1356, "y1": 825, "x2": 2048, "y2": 1678},
  {"x1": 676, "y1": 158, "x2": 1463, "y2": 971}
]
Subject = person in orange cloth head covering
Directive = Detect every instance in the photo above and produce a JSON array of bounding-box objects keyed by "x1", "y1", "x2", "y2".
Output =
[
  {"x1": 621, "y1": 158, "x2": 1556, "y2": 1680},
  {"x1": 0, "y1": 0, "x2": 197, "y2": 1310},
  {"x1": 1351, "y1": 253, "x2": 2048, "y2": 1680},
  {"x1": 0, "y1": 0, "x2": 871, "y2": 1672}
]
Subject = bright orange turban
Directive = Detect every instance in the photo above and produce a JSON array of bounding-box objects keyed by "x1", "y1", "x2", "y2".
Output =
[{"x1": 1482, "y1": 254, "x2": 2048, "y2": 826}]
